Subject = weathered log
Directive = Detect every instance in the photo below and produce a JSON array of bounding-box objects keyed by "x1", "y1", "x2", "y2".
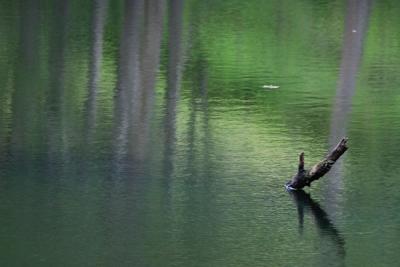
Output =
[{"x1": 286, "y1": 138, "x2": 348, "y2": 190}]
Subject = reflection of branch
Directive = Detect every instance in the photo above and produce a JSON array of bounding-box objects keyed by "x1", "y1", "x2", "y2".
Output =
[{"x1": 289, "y1": 190, "x2": 346, "y2": 257}]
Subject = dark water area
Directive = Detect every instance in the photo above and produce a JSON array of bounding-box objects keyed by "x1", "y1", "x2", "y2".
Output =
[{"x1": 1, "y1": 0, "x2": 400, "y2": 266}]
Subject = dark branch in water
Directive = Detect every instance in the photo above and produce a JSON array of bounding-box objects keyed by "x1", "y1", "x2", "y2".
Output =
[{"x1": 286, "y1": 138, "x2": 348, "y2": 190}]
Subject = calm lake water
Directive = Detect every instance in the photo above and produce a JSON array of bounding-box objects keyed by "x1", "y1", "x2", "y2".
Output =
[{"x1": 1, "y1": 0, "x2": 400, "y2": 266}]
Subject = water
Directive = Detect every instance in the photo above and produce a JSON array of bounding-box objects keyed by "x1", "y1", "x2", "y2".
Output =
[{"x1": 1, "y1": 0, "x2": 400, "y2": 266}]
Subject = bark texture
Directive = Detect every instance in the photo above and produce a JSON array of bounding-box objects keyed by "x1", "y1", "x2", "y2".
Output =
[{"x1": 286, "y1": 138, "x2": 348, "y2": 190}]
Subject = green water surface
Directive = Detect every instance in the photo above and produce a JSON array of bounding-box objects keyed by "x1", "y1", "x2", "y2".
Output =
[{"x1": 1, "y1": 0, "x2": 400, "y2": 266}]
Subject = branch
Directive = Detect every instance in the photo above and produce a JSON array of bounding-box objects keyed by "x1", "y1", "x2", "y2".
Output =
[{"x1": 286, "y1": 138, "x2": 348, "y2": 190}]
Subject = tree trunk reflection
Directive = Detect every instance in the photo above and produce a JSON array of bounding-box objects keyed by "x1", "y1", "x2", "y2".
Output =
[
  {"x1": 326, "y1": 0, "x2": 372, "y2": 218},
  {"x1": 85, "y1": 0, "x2": 108, "y2": 142}
]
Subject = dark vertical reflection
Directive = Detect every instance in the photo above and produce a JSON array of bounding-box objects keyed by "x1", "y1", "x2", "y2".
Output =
[
  {"x1": 107, "y1": 1, "x2": 165, "y2": 264},
  {"x1": 163, "y1": 0, "x2": 185, "y2": 185},
  {"x1": 107, "y1": 2, "x2": 145, "y2": 262},
  {"x1": 0, "y1": 1, "x2": 18, "y2": 164},
  {"x1": 174, "y1": 2, "x2": 218, "y2": 259},
  {"x1": 113, "y1": 0, "x2": 165, "y2": 169},
  {"x1": 6, "y1": 2, "x2": 47, "y2": 265},
  {"x1": 326, "y1": 0, "x2": 372, "y2": 215},
  {"x1": 113, "y1": 0, "x2": 144, "y2": 170},
  {"x1": 290, "y1": 191, "x2": 345, "y2": 261},
  {"x1": 10, "y1": 0, "x2": 41, "y2": 164},
  {"x1": 182, "y1": 59, "x2": 217, "y2": 261},
  {"x1": 85, "y1": 0, "x2": 108, "y2": 142},
  {"x1": 46, "y1": 0, "x2": 70, "y2": 165},
  {"x1": 185, "y1": 58, "x2": 209, "y2": 180},
  {"x1": 132, "y1": 0, "x2": 165, "y2": 162},
  {"x1": 199, "y1": 64, "x2": 211, "y2": 186}
]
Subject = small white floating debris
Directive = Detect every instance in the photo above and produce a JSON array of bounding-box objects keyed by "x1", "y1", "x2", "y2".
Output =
[
  {"x1": 352, "y1": 29, "x2": 357, "y2": 33},
  {"x1": 262, "y1": 84, "x2": 280, "y2": 89}
]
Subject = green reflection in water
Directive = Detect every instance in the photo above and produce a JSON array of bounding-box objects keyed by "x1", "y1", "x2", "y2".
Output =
[{"x1": 1, "y1": 0, "x2": 400, "y2": 266}]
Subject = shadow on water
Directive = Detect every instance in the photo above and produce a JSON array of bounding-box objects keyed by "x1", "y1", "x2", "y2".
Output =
[{"x1": 289, "y1": 190, "x2": 346, "y2": 260}]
